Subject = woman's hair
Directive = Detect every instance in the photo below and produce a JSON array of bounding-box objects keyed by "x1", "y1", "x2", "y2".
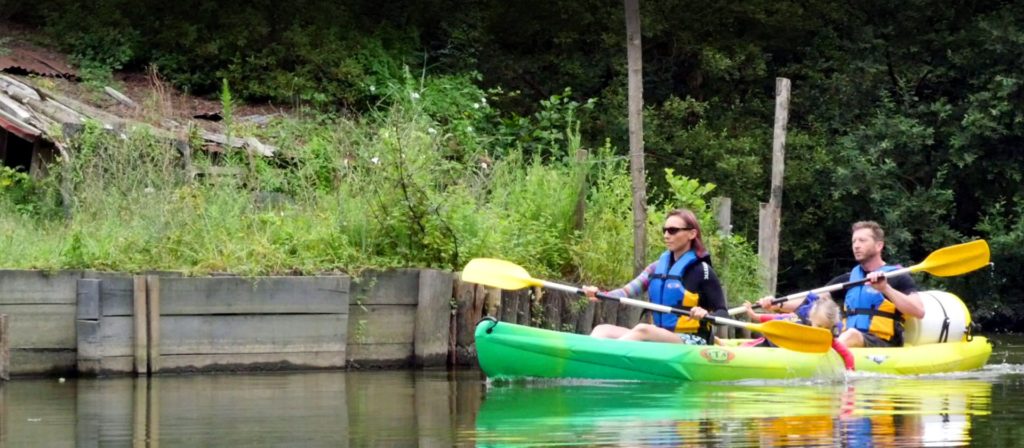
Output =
[
  {"x1": 667, "y1": 208, "x2": 707, "y2": 257},
  {"x1": 810, "y1": 297, "x2": 841, "y2": 328}
]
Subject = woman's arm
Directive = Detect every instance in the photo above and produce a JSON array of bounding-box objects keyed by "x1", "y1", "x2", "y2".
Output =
[{"x1": 603, "y1": 262, "x2": 656, "y2": 298}]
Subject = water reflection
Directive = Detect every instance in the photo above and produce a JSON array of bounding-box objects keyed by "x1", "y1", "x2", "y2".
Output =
[
  {"x1": 473, "y1": 378, "x2": 992, "y2": 447},
  {"x1": 0, "y1": 366, "x2": 1019, "y2": 447},
  {"x1": 0, "y1": 369, "x2": 485, "y2": 447}
]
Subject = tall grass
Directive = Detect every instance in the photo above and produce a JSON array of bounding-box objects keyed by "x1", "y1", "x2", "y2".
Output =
[{"x1": 0, "y1": 76, "x2": 763, "y2": 304}]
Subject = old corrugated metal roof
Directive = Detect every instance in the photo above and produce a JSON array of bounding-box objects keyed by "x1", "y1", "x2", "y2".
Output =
[{"x1": 0, "y1": 48, "x2": 77, "y2": 78}]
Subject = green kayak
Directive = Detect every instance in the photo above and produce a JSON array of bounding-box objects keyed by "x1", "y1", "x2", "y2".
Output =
[{"x1": 474, "y1": 318, "x2": 992, "y2": 382}]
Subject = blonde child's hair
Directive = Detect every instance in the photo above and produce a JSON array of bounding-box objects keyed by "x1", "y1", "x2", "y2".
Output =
[{"x1": 810, "y1": 297, "x2": 841, "y2": 328}]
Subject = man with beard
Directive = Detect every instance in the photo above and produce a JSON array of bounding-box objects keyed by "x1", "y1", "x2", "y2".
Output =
[{"x1": 758, "y1": 221, "x2": 924, "y2": 347}]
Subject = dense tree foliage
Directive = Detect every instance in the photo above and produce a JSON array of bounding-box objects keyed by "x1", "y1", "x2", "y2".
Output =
[{"x1": 4, "y1": 0, "x2": 1022, "y2": 327}]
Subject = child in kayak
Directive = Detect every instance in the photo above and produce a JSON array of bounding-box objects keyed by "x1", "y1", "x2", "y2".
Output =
[{"x1": 742, "y1": 292, "x2": 856, "y2": 371}]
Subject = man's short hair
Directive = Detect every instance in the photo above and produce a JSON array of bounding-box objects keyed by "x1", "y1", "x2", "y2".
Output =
[{"x1": 851, "y1": 221, "x2": 885, "y2": 242}]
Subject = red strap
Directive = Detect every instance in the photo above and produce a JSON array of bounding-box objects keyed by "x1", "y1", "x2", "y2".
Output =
[{"x1": 832, "y1": 340, "x2": 856, "y2": 371}]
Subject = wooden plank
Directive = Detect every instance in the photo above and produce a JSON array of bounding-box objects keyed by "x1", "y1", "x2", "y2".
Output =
[
  {"x1": 617, "y1": 303, "x2": 642, "y2": 328},
  {"x1": 77, "y1": 279, "x2": 101, "y2": 320},
  {"x1": 76, "y1": 316, "x2": 134, "y2": 357},
  {"x1": 157, "y1": 276, "x2": 350, "y2": 315},
  {"x1": 518, "y1": 287, "x2": 533, "y2": 327},
  {"x1": 147, "y1": 275, "x2": 161, "y2": 373},
  {"x1": 499, "y1": 289, "x2": 519, "y2": 324},
  {"x1": 0, "y1": 313, "x2": 8, "y2": 380},
  {"x1": 543, "y1": 292, "x2": 563, "y2": 330},
  {"x1": 575, "y1": 301, "x2": 595, "y2": 335},
  {"x1": 346, "y1": 343, "x2": 413, "y2": 366},
  {"x1": 8, "y1": 349, "x2": 76, "y2": 376},
  {"x1": 77, "y1": 355, "x2": 134, "y2": 376},
  {"x1": 81, "y1": 273, "x2": 134, "y2": 316},
  {"x1": 156, "y1": 351, "x2": 346, "y2": 372},
  {"x1": 414, "y1": 269, "x2": 453, "y2": 366},
  {"x1": 453, "y1": 280, "x2": 478, "y2": 348},
  {"x1": 133, "y1": 276, "x2": 147, "y2": 375},
  {"x1": 0, "y1": 270, "x2": 81, "y2": 304},
  {"x1": 158, "y1": 315, "x2": 347, "y2": 355},
  {"x1": 351, "y1": 270, "x2": 420, "y2": 306},
  {"x1": 348, "y1": 304, "x2": 415, "y2": 345},
  {"x1": 0, "y1": 304, "x2": 76, "y2": 348}
]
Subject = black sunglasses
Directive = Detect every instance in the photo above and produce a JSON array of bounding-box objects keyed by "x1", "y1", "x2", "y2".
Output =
[{"x1": 663, "y1": 226, "x2": 694, "y2": 235}]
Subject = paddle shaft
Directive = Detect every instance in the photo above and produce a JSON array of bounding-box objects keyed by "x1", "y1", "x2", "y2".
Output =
[
  {"x1": 726, "y1": 266, "x2": 914, "y2": 316},
  {"x1": 540, "y1": 280, "x2": 755, "y2": 330}
]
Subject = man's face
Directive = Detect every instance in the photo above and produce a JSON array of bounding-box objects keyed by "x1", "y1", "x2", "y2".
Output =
[{"x1": 851, "y1": 228, "x2": 883, "y2": 263}]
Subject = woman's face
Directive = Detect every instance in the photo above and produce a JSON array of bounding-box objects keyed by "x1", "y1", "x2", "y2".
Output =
[{"x1": 663, "y1": 215, "x2": 695, "y2": 253}]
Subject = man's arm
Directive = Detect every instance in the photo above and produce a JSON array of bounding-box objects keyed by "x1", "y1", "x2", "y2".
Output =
[{"x1": 868, "y1": 273, "x2": 924, "y2": 318}]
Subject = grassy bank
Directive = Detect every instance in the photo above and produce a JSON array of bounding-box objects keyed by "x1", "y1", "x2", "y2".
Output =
[{"x1": 0, "y1": 77, "x2": 765, "y2": 305}]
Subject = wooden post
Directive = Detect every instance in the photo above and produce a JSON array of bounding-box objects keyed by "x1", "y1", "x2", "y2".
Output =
[
  {"x1": 712, "y1": 197, "x2": 733, "y2": 340},
  {"x1": 0, "y1": 313, "x2": 8, "y2": 380},
  {"x1": 133, "y1": 276, "x2": 149, "y2": 375},
  {"x1": 146, "y1": 275, "x2": 161, "y2": 373},
  {"x1": 759, "y1": 77, "x2": 791, "y2": 295},
  {"x1": 573, "y1": 149, "x2": 589, "y2": 232},
  {"x1": 625, "y1": 0, "x2": 648, "y2": 276},
  {"x1": 713, "y1": 197, "x2": 732, "y2": 237}
]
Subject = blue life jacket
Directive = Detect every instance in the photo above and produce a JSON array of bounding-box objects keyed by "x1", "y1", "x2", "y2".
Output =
[
  {"x1": 648, "y1": 250, "x2": 700, "y2": 333},
  {"x1": 844, "y1": 265, "x2": 902, "y2": 341}
]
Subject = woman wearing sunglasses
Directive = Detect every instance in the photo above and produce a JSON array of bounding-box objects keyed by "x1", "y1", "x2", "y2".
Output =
[{"x1": 582, "y1": 208, "x2": 727, "y2": 344}]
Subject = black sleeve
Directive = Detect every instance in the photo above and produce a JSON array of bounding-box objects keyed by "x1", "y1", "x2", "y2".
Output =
[
  {"x1": 686, "y1": 262, "x2": 728, "y2": 317},
  {"x1": 887, "y1": 273, "x2": 918, "y2": 295}
]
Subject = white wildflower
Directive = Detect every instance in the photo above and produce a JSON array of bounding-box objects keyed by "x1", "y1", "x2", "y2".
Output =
[
  {"x1": 427, "y1": 127, "x2": 437, "y2": 135},
  {"x1": 472, "y1": 102, "x2": 480, "y2": 109},
  {"x1": 371, "y1": 156, "x2": 380, "y2": 165},
  {"x1": 369, "y1": 85, "x2": 376, "y2": 93},
  {"x1": 410, "y1": 92, "x2": 421, "y2": 101}
]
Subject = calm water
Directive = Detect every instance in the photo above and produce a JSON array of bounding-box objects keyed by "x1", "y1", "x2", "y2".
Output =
[{"x1": 4, "y1": 335, "x2": 1024, "y2": 447}]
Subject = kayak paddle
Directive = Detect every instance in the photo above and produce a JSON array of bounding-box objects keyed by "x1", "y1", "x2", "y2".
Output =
[
  {"x1": 727, "y1": 239, "x2": 991, "y2": 316},
  {"x1": 461, "y1": 258, "x2": 833, "y2": 354}
]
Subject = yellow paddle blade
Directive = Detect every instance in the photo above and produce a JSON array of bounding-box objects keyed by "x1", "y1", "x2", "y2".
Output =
[
  {"x1": 460, "y1": 258, "x2": 541, "y2": 290},
  {"x1": 751, "y1": 320, "x2": 833, "y2": 354},
  {"x1": 913, "y1": 240, "x2": 990, "y2": 277}
]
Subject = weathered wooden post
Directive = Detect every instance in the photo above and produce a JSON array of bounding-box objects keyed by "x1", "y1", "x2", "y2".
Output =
[
  {"x1": 0, "y1": 313, "x2": 8, "y2": 380},
  {"x1": 133, "y1": 276, "x2": 149, "y2": 375},
  {"x1": 758, "y1": 77, "x2": 790, "y2": 295},
  {"x1": 713, "y1": 197, "x2": 734, "y2": 340},
  {"x1": 624, "y1": 0, "x2": 648, "y2": 278}
]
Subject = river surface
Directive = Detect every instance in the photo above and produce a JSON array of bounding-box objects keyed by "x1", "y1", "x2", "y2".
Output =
[{"x1": 4, "y1": 335, "x2": 1024, "y2": 447}]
